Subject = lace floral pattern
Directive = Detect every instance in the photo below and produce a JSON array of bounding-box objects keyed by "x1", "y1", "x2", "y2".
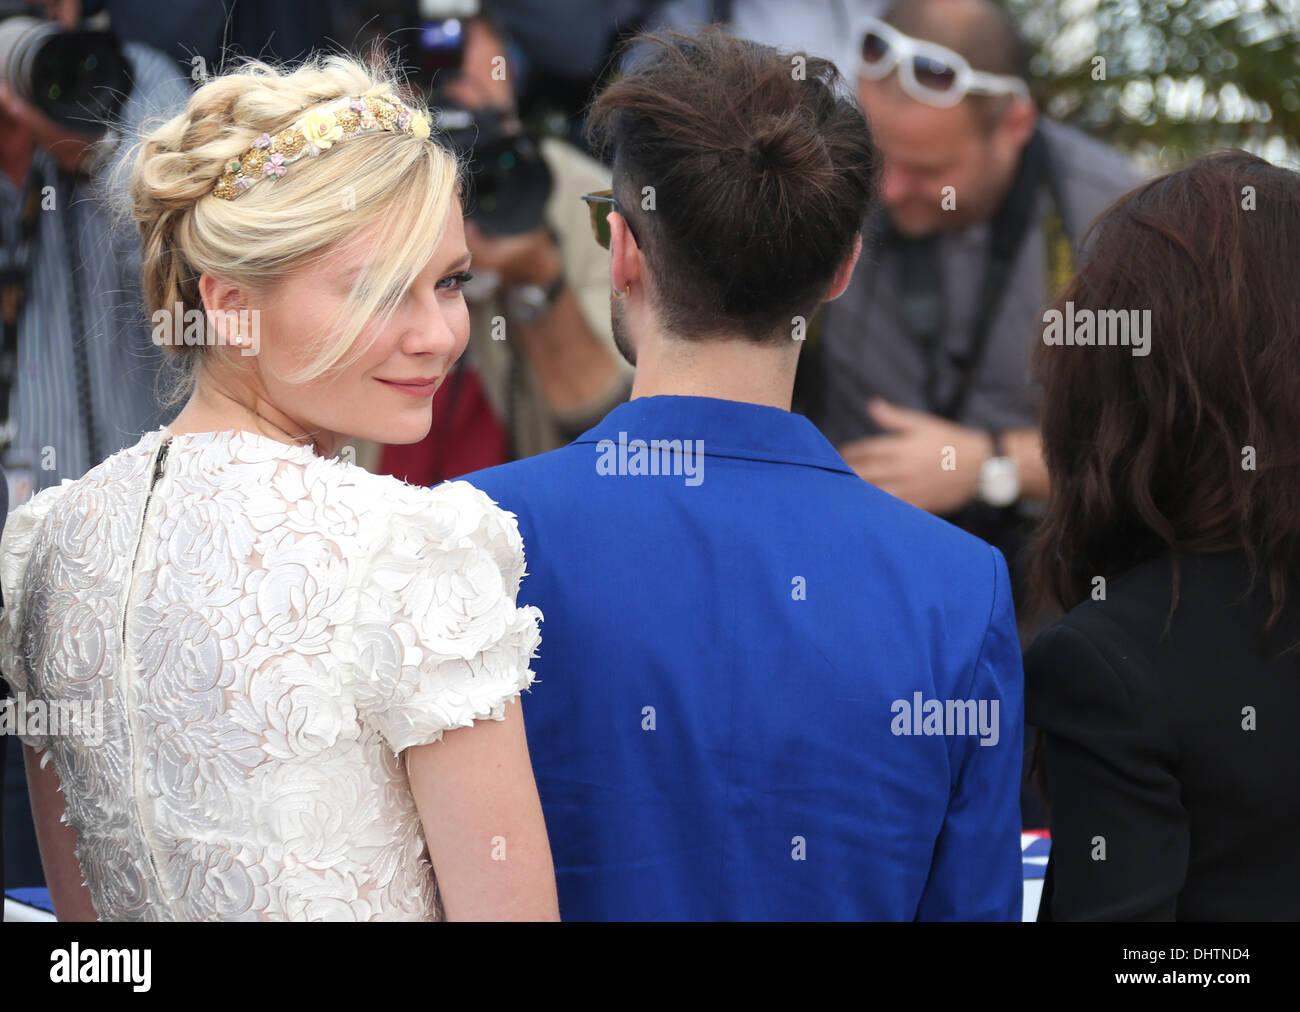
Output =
[{"x1": 0, "y1": 428, "x2": 543, "y2": 921}]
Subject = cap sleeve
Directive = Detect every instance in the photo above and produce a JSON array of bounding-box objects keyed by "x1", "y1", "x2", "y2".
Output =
[
  {"x1": 347, "y1": 479, "x2": 543, "y2": 755},
  {"x1": 0, "y1": 481, "x2": 75, "y2": 754}
]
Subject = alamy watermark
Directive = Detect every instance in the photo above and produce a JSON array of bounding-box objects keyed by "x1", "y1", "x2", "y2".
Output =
[
  {"x1": 1042, "y1": 301, "x2": 1151, "y2": 357},
  {"x1": 0, "y1": 691, "x2": 104, "y2": 744},
  {"x1": 595, "y1": 432, "x2": 705, "y2": 486},
  {"x1": 151, "y1": 302, "x2": 260, "y2": 356},
  {"x1": 890, "y1": 691, "x2": 1000, "y2": 747},
  {"x1": 50, "y1": 943, "x2": 151, "y2": 991}
]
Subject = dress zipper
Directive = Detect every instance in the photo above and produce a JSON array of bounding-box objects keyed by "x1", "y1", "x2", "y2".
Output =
[
  {"x1": 119, "y1": 434, "x2": 176, "y2": 917},
  {"x1": 121, "y1": 438, "x2": 169, "y2": 641}
]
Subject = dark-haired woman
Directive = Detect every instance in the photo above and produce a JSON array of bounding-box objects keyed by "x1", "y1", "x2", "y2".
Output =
[{"x1": 1026, "y1": 149, "x2": 1300, "y2": 921}]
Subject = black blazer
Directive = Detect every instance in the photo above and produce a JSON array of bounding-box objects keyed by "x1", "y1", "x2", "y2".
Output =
[{"x1": 1026, "y1": 550, "x2": 1300, "y2": 920}]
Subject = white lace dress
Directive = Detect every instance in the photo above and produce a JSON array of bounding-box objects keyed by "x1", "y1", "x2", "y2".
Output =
[{"x1": 0, "y1": 427, "x2": 543, "y2": 921}]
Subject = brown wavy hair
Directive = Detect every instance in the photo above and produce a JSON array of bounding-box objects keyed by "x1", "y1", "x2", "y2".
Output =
[{"x1": 1029, "y1": 149, "x2": 1300, "y2": 631}]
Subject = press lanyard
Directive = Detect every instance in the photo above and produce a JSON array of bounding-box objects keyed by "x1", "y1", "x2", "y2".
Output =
[{"x1": 881, "y1": 127, "x2": 1076, "y2": 422}]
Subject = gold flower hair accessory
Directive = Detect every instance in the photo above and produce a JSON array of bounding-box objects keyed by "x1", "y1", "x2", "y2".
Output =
[{"x1": 211, "y1": 92, "x2": 433, "y2": 200}]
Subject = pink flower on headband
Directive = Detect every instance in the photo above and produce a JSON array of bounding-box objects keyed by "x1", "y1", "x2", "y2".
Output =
[
  {"x1": 397, "y1": 111, "x2": 410, "y2": 129},
  {"x1": 234, "y1": 177, "x2": 251, "y2": 191},
  {"x1": 262, "y1": 152, "x2": 287, "y2": 178},
  {"x1": 349, "y1": 99, "x2": 365, "y2": 113},
  {"x1": 253, "y1": 133, "x2": 272, "y2": 149}
]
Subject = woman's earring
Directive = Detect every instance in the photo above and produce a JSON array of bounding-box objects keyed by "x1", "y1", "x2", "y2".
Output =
[
  {"x1": 612, "y1": 283, "x2": 630, "y2": 300},
  {"x1": 223, "y1": 310, "x2": 244, "y2": 347}
]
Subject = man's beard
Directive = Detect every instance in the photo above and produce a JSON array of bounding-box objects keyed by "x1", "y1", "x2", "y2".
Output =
[{"x1": 610, "y1": 290, "x2": 636, "y2": 366}]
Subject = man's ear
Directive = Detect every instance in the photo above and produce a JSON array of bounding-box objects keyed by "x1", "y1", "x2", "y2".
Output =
[
  {"x1": 824, "y1": 232, "x2": 863, "y2": 302},
  {"x1": 995, "y1": 95, "x2": 1037, "y2": 152},
  {"x1": 608, "y1": 210, "x2": 642, "y2": 297}
]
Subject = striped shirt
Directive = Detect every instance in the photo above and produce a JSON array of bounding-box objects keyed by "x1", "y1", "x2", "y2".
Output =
[{"x1": 0, "y1": 41, "x2": 191, "y2": 499}]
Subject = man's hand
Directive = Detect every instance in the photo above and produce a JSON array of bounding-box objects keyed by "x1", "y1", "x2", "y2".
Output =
[
  {"x1": 839, "y1": 398, "x2": 993, "y2": 515},
  {"x1": 0, "y1": 81, "x2": 101, "y2": 176},
  {"x1": 38, "y1": 0, "x2": 81, "y2": 28},
  {"x1": 464, "y1": 221, "x2": 562, "y2": 288}
]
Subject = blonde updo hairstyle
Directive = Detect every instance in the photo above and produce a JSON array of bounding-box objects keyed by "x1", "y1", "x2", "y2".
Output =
[{"x1": 123, "y1": 51, "x2": 461, "y2": 401}]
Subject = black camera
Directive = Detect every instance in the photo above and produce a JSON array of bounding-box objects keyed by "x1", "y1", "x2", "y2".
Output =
[
  {"x1": 0, "y1": 3, "x2": 130, "y2": 133},
  {"x1": 434, "y1": 100, "x2": 553, "y2": 236},
  {"x1": 352, "y1": 0, "x2": 555, "y2": 235}
]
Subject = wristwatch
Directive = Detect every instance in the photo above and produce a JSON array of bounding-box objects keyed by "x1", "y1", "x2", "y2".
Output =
[
  {"x1": 977, "y1": 430, "x2": 1021, "y2": 507},
  {"x1": 506, "y1": 272, "x2": 566, "y2": 324}
]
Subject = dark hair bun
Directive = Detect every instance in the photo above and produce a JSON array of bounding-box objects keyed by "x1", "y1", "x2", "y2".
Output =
[
  {"x1": 746, "y1": 115, "x2": 825, "y2": 178},
  {"x1": 586, "y1": 27, "x2": 879, "y2": 342}
]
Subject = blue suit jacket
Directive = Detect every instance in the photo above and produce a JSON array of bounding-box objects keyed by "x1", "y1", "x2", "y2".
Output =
[{"x1": 463, "y1": 395, "x2": 1023, "y2": 920}]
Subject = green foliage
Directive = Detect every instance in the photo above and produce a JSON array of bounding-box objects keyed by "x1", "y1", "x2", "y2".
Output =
[{"x1": 999, "y1": 0, "x2": 1300, "y2": 167}]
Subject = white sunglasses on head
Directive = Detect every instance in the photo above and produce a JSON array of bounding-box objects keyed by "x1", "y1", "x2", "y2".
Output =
[{"x1": 855, "y1": 16, "x2": 1029, "y2": 108}]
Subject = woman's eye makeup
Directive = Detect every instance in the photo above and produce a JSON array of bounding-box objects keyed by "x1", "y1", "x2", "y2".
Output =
[
  {"x1": 342, "y1": 265, "x2": 472, "y2": 301},
  {"x1": 437, "y1": 271, "x2": 474, "y2": 291}
]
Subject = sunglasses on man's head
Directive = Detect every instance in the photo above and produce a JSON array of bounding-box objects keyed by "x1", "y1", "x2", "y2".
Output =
[
  {"x1": 581, "y1": 189, "x2": 639, "y2": 249},
  {"x1": 856, "y1": 16, "x2": 1029, "y2": 108}
]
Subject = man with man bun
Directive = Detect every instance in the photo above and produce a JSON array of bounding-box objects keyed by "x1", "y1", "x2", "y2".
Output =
[{"x1": 465, "y1": 27, "x2": 1024, "y2": 921}]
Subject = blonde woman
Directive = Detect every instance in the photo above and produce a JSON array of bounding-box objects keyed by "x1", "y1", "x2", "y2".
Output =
[{"x1": 0, "y1": 54, "x2": 558, "y2": 921}]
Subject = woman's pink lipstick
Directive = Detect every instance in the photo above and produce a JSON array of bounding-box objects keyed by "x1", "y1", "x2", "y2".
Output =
[{"x1": 377, "y1": 376, "x2": 440, "y2": 398}]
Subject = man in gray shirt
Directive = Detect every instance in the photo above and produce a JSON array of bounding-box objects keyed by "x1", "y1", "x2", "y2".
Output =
[{"x1": 814, "y1": 0, "x2": 1141, "y2": 611}]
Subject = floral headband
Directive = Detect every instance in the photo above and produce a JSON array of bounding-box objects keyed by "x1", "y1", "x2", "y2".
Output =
[{"x1": 211, "y1": 92, "x2": 433, "y2": 200}]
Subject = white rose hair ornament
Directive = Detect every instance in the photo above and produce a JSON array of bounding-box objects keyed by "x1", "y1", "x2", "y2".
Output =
[{"x1": 211, "y1": 92, "x2": 433, "y2": 200}]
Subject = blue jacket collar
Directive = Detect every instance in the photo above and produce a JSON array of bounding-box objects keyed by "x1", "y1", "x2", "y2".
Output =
[{"x1": 572, "y1": 395, "x2": 855, "y2": 476}]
